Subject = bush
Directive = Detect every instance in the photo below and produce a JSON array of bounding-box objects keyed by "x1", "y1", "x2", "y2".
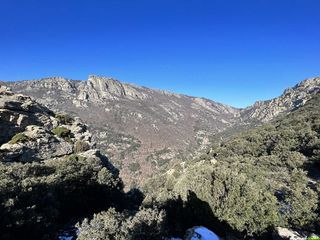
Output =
[
  {"x1": 77, "y1": 207, "x2": 166, "y2": 240},
  {"x1": 8, "y1": 133, "x2": 29, "y2": 144},
  {"x1": 143, "y1": 94, "x2": 320, "y2": 237},
  {"x1": 0, "y1": 155, "x2": 125, "y2": 239},
  {"x1": 55, "y1": 114, "x2": 73, "y2": 124},
  {"x1": 52, "y1": 127, "x2": 71, "y2": 140}
]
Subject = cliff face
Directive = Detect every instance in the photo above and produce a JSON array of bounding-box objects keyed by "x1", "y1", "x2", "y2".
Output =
[
  {"x1": 2, "y1": 76, "x2": 320, "y2": 186},
  {"x1": 83, "y1": 75, "x2": 149, "y2": 100}
]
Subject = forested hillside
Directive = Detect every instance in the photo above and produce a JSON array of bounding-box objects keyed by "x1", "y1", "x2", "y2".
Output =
[{"x1": 142, "y1": 94, "x2": 320, "y2": 238}]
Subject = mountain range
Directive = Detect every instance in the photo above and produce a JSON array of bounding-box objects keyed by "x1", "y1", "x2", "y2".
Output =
[
  {"x1": 1, "y1": 76, "x2": 320, "y2": 187},
  {"x1": 1, "y1": 76, "x2": 320, "y2": 239}
]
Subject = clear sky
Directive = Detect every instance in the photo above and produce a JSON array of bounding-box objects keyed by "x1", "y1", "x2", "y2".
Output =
[{"x1": 0, "y1": 0, "x2": 319, "y2": 108}]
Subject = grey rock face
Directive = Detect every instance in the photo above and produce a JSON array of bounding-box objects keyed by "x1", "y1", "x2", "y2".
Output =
[
  {"x1": 0, "y1": 92, "x2": 53, "y2": 145},
  {"x1": 84, "y1": 75, "x2": 149, "y2": 101},
  {"x1": 241, "y1": 77, "x2": 320, "y2": 122},
  {"x1": 0, "y1": 125, "x2": 73, "y2": 162},
  {"x1": 0, "y1": 90, "x2": 94, "y2": 163},
  {"x1": 2, "y1": 76, "x2": 320, "y2": 186}
]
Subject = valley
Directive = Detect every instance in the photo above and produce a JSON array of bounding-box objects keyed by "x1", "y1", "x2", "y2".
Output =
[
  {"x1": 2, "y1": 76, "x2": 319, "y2": 187},
  {"x1": 0, "y1": 76, "x2": 319, "y2": 239}
]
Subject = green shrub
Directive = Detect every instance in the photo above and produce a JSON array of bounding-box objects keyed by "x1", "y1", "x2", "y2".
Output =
[
  {"x1": 143, "y1": 94, "x2": 320, "y2": 237},
  {"x1": 77, "y1": 207, "x2": 166, "y2": 240},
  {"x1": 52, "y1": 126, "x2": 71, "y2": 140},
  {"x1": 8, "y1": 133, "x2": 29, "y2": 144},
  {"x1": 0, "y1": 155, "x2": 125, "y2": 239},
  {"x1": 55, "y1": 114, "x2": 73, "y2": 124}
]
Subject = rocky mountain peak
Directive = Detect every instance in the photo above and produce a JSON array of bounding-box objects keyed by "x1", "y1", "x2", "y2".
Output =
[
  {"x1": 241, "y1": 77, "x2": 320, "y2": 122},
  {"x1": 290, "y1": 77, "x2": 320, "y2": 93},
  {"x1": 41, "y1": 76, "x2": 69, "y2": 82},
  {"x1": 84, "y1": 75, "x2": 149, "y2": 100},
  {"x1": 87, "y1": 75, "x2": 127, "y2": 96},
  {"x1": 3, "y1": 77, "x2": 77, "y2": 95},
  {"x1": 36, "y1": 77, "x2": 76, "y2": 91},
  {"x1": 88, "y1": 74, "x2": 115, "y2": 81}
]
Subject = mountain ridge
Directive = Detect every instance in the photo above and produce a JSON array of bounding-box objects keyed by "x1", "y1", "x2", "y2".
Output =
[
  {"x1": 241, "y1": 77, "x2": 320, "y2": 122},
  {"x1": 2, "y1": 75, "x2": 238, "y2": 110},
  {"x1": 1, "y1": 75, "x2": 320, "y2": 186},
  {"x1": 3, "y1": 75, "x2": 320, "y2": 109}
]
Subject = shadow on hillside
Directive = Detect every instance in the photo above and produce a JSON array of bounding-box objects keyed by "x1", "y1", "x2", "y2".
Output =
[
  {"x1": 0, "y1": 174, "x2": 127, "y2": 240},
  {"x1": 304, "y1": 160, "x2": 320, "y2": 182},
  {"x1": 159, "y1": 190, "x2": 237, "y2": 239},
  {"x1": 160, "y1": 190, "x2": 276, "y2": 240}
]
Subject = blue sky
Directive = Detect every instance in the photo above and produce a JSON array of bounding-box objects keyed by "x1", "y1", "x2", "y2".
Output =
[{"x1": 0, "y1": 0, "x2": 319, "y2": 108}]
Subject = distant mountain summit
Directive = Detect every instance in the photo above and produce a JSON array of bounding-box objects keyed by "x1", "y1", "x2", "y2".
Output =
[
  {"x1": 85, "y1": 75, "x2": 149, "y2": 100},
  {"x1": 241, "y1": 77, "x2": 320, "y2": 122},
  {"x1": 2, "y1": 76, "x2": 320, "y2": 186}
]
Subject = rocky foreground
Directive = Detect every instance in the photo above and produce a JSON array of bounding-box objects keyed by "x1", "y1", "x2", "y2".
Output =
[{"x1": 0, "y1": 85, "x2": 94, "y2": 163}]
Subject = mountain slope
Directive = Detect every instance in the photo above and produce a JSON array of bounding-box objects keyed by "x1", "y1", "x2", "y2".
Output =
[
  {"x1": 143, "y1": 93, "x2": 320, "y2": 238},
  {"x1": 1, "y1": 77, "x2": 320, "y2": 239},
  {"x1": 1, "y1": 76, "x2": 239, "y2": 186},
  {"x1": 2, "y1": 76, "x2": 320, "y2": 187},
  {"x1": 0, "y1": 87, "x2": 126, "y2": 239},
  {"x1": 241, "y1": 77, "x2": 320, "y2": 122}
]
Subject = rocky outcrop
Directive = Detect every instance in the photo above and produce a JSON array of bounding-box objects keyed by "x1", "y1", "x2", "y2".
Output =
[
  {"x1": 241, "y1": 77, "x2": 320, "y2": 122},
  {"x1": 0, "y1": 90, "x2": 53, "y2": 145},
  {"x1": 0, "y1": 125, "x2": 73, "y2": 162},
  {"x1": 84, "y1": 75, "x2": 149, "y2": 101},
  {"x1": 0, "y1": 84, "x2": 11, "y2": 92},
  {"x1": 0, "y1": 90, "x2": 94, "y2": 163}
]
